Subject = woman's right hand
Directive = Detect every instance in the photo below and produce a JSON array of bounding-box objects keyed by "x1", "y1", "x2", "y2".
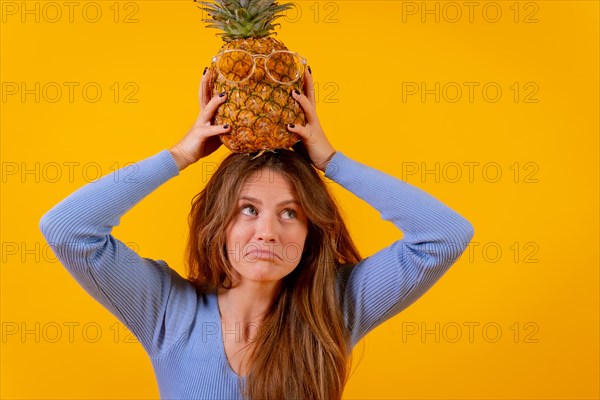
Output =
[
  {"x1": 288, "y1": 66, "x2": 336, "y2": 172},
  {"x1": 169, "y1": 68, "x2": 231, "y2": 171}
]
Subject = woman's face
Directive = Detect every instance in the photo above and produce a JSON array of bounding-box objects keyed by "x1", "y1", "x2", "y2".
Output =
[{"x1": 225, "y1": 167, "x2": 309, "y2": 286}]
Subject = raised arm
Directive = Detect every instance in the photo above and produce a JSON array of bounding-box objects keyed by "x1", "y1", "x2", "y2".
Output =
[
  {"x1": 324, "y1": 152, "x2": 474, "y2": 348},
  {"x1": 287, "y1": 67, "x2": 474, "y2": 348},
  {"x1": 39, "y1": 69, "x2": 233, "y2": 358},
  {"x1": 39, "y1": 149, "x2": 199, "y2": 358}
]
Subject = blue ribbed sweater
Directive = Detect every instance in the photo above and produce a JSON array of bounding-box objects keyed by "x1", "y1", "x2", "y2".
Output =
[{"x1": 39, "y1": 149, "x2": 474, "y2": 399}]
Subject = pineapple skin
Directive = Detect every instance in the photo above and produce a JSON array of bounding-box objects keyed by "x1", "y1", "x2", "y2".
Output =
[{"x1": 210, "y1": 37, "x2": 306, "y2": 153}]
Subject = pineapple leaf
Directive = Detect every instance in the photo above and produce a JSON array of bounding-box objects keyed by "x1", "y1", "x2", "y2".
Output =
[{"x1": 198, "y1": 0, "x2": 294, "y2": 39}]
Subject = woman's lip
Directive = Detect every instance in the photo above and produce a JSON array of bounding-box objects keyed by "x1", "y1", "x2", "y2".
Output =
[{"x1": 246, "y1": 250, "x2": 280, "y2": 260}]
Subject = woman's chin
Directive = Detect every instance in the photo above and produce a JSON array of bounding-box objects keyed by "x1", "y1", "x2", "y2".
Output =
[{"x1": 230, "y1": 258, "x2": 299, "y2": 285}]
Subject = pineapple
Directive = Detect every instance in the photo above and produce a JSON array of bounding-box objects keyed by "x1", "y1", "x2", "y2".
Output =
[{"x1": 195, "y1": 0, "x2": 307, "y2": 155}]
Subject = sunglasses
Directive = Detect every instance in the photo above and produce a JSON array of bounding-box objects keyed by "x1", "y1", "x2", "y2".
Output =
[{"x1": 211, "y1": 49, "x2": 307, "y2": 85}]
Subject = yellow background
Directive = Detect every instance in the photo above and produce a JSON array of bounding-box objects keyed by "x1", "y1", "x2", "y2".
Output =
[{"x1": 1, "y1": 1, "x2": 598, "y2": 399}]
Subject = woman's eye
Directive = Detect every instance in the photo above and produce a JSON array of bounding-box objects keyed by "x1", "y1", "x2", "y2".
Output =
[
  {"x1": 282, "y1": 208, "x2": 297, "y2": 219},
  {"x1": 240, "y1": 204, "x2": 257, "y2": 216}
]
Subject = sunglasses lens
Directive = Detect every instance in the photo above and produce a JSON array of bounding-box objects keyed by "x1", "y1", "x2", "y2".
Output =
[
  {"x1": 217, "y1": 51, "x2": 253, "y2": 82},
  {"x1": 266, "y1": 52, "x2": 304, "y2": 84}
]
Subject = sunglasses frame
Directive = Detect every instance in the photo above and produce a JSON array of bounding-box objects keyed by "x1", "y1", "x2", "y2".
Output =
[{"x1": 211, "y1": 49, "x2": 307, "y2": 85}]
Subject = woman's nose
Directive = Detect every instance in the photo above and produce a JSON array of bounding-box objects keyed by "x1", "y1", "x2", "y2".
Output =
[{"x1": 256, "y1": 216, "x2": 277, "y2": 242}]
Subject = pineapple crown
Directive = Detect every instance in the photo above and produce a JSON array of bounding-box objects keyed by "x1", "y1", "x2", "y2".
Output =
[{"x1": 194, "y1": 0, "x2": 293, "y2": 42}]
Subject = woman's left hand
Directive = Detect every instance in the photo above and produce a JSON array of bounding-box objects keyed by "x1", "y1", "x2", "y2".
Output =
[{"x1": 287, "y1": 66, "x2": 337, "y2": 172}]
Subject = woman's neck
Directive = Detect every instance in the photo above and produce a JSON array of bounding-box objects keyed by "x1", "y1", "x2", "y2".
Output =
[
  {"x1": 216, "y1": 281, "x2": 281, "y2": 377},
  {"x1": 217, "y1": 280, "x2": 280, "y2": 328}
]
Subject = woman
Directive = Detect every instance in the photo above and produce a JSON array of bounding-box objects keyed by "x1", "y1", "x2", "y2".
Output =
[{"x1": 39, "y1": 66, "x2": 474, "y2": 399}]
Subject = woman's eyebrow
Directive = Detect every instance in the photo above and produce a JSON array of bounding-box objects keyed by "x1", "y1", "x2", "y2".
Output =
[{"x1": 239, "y1": 196, "x2": 299, "y2": 207}]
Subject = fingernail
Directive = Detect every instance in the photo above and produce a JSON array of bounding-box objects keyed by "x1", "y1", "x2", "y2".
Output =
[
  {"x1": 307, "y1": 65, "x2": 312, "y2": 74},
  {"x1": 219, "y1": 91, "x2": 226, "y2": 97},
  {"x1": 288, "y1": 123, "x2": 295, "y2": 128},
  {"x1": 203, "y1": 67, "x2": 208, "y2": 75},
  {"x1": 223, "y1": 124, "x2": 230, "y2": 129},
  {"x1": 293, "y1": 89, "x2": 300, "y2": 95}
]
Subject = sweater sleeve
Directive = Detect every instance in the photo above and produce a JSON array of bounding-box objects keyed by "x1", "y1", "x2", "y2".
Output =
[
  {"x1": 39, "y1": 149, "x2": 197, "y2": 359},
  {"x1": 324, "y1": 152, "x2": 475, "y2": 348}
]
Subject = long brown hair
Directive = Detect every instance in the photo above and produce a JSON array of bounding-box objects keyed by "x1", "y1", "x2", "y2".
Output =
[{"x1": 185, "y1": 148, "x2": 361, "y2": 399}]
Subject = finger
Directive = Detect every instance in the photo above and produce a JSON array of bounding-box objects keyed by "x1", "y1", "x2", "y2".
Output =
[
  {"x1": 198, "y1": 91, "x2": 228, "y2": 125},
  {"x1": 303, "y1": 65, "x2": 316, "y2": 106},
  {"x1": 200, "y1": 67, "x2": 212, "y2": 109},
  {"x1": 286, "y1": 122, "x2": 315, "y2": 143},
  {"x1": 203, "y1": 123, "x2": 231, "y2": 137},
  {"x1": 291, "y1": 89, "x2": 317, "y2": 124}
]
